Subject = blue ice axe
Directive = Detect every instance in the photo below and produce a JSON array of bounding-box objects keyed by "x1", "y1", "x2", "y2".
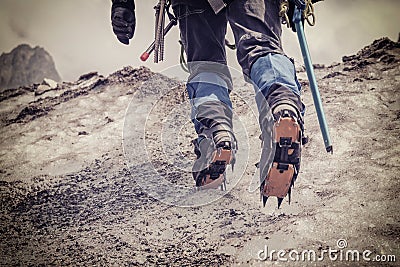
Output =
[{"x1": 292, "y1": 0, "x2": 333, "y2": 153}]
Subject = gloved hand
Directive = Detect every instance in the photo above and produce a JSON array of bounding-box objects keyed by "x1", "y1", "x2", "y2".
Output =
[{"x1": 111, "y1": 0, "x2": 136, "y2": 45}]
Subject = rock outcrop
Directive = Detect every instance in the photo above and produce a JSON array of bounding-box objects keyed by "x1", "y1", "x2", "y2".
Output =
[{"x1": 0, "y1": 44, "x2": 61, "y2": 89}]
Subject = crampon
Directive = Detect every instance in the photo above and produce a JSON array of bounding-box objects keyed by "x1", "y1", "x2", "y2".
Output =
[
  {"x1": 192, "y1": 130, "x2": 236, "y2": 191},
  {"x1": 261, "y1": 106, "x2": 307, "y2": 208}
]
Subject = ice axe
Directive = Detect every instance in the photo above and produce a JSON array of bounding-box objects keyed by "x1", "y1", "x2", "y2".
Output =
[
  {"x1": 140, "y1": 19, "x2": 177, "y2": 62},
  {"x1": 292, "y1": 0, "x2": 333, "y2": 153},
  {"x1": 140, "y1": 0, "x2": 177, "y2": 62}
]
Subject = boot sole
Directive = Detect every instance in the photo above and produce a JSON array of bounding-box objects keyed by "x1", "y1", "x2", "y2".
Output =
[
  {"x1": 197, "y1": 148, "x2": 233, "y2": 190},
  {"x1": 262, "y1": 114, "x2": 300, "y2": 198}
]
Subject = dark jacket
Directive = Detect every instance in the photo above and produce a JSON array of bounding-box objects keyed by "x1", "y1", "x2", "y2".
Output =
[
  {"x1": 171, "y1": 0, "x2": 210, "y2": 8},
  {"x1": 112, "y1": 0, "x2": 214, "y2": 10}
]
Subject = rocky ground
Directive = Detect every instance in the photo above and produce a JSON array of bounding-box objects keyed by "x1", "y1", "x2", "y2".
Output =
[{"x1": 0, "y1": 38, "x2": 399, "y2": 266}]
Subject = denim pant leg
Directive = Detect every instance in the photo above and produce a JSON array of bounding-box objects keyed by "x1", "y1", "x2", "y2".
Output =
[
  {"x1": 187, "y1": 72, "x2": 233, "y2": 134},
  {"x1": 250, "y1": 54, "x2": 303, "y2": 114},
  {"x1": 228, "y1": 0, "x2": 284, "y2": 77},
  {"x1": 173, "y1": 5, "x2": 234, "y2": 134},
  {"x1": 227, "y1": 0, "x2": 303, "y2": 114}
]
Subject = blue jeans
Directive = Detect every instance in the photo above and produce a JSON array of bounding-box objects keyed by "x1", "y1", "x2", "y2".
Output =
[
  {"x1": 187, "y1": 72, "x2": 233, "y2": 134},
  {"x1": 174, "y1": 0, "x2": 303, "y2": 134},
  {"x1": 250, "y1": 54, "x2": 303, "y2": 115},
  {"x1": 186, "y1": 55, "x2": 302, "y2": 134}
]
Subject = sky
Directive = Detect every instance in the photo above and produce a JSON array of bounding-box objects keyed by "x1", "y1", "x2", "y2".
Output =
[{"x1": 0, "y1": 0, "x2": 399, "y2": 81}]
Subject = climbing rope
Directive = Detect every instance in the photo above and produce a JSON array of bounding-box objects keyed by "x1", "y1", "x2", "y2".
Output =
[
  {"x1": 224, "y1": 39, "x2": 236, "y2": 50},
  {"x1": 279, "y1": 0, "x2": 291, "y2": 27},
  {"x1": 280, "y1": 0, "x2": 320, "y2": 28},
  {"x1": 304, "y1": 0, "x2": 316, "y2": 26}
]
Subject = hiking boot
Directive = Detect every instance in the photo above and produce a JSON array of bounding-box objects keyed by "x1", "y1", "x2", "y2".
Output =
[
  {"x1": 260, "y1": 104, "x2": 307, "y2": 208},
  {"x1": 192, "y1": 125, "x2": 236, "y2": 190}
]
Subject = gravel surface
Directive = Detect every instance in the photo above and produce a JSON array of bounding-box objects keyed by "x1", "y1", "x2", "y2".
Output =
[{"x1": 1, "y1": 38, "x2": 399, "y2": 266}]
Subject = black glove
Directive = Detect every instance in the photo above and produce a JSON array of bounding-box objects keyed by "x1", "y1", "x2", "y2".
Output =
[{"x1": 111, "y1": 0, "x2": 136, "y2": 45}]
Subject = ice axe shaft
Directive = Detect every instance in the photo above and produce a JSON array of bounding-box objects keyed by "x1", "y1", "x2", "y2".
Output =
[
  {"x1": 293, "y1": 7, "x2": 333, "y2": 153},
  {"x1": 140, "y1": 18, "x2": 177, "y2": 62}
]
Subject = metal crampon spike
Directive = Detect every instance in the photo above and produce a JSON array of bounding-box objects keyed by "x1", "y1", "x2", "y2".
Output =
[
  {"x1": 221, "y1": 180, "x2": 227, "y2": 191},
  {"x1": 220, "y1": 172, "x2": 227, "y2": 191},
  {"x1": 217, "y1": 147, "x2": 222, "y2": 157},
  {"x1": 277, "y1": 197, "x2": 284, "y2": 209},
  {"x1": 262, "y1": 195, "x2": 269, "y2": 207}
]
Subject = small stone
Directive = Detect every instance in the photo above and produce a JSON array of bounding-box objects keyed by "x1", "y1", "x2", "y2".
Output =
[
  {"x1": 78, "y1": 131, "x2": 89, "y2": 136},
  {"x1": 35, "y1": 84, "x2": 51, "y2": 95},
  {"x1": 79, "y1": 72, "x2": 98, "y2": 80},
  {"x1": 229, "y1": 209, "x2": 238, "y2": 216},
  {"x1": 42, "y1": 78, "x2": 58, "y2": 89},
  {"x1": 105, "y1": 116, "x2": 114, "y2": 123}
]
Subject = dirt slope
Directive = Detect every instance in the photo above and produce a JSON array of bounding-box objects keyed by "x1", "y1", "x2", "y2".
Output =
[{"x1": 0, "y1": 38, "x2": 399, "y2": 266}]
